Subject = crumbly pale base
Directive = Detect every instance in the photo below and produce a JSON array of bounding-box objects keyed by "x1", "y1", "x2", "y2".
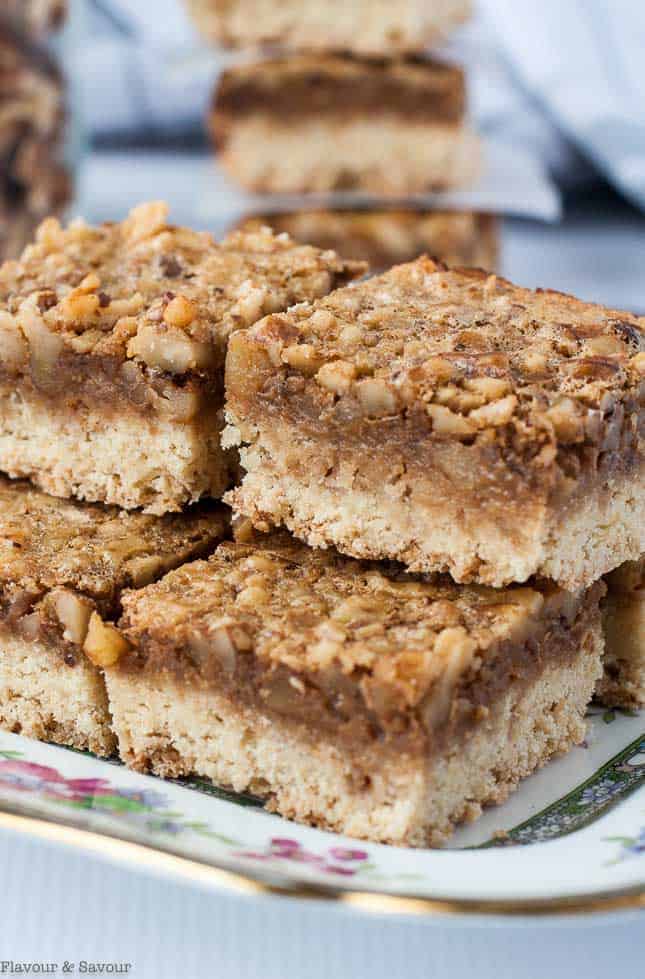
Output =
[
  {"x1": 186, "y1": 0, "x2": 471, "y2": 56},
  {"x1": 0, "y1": 632, "x2": 115, "y2": 756},
  {"x1": 229, "y1": 429, "x2": 645, "y2": 589},
  {"x1": 106, "y1": 628, "x2": 600, "y2": 846},
  {"x1": 218, "y1": 118, "x2": 480, "y2": 195},
  {"x1": 0, "y1": 387, "x2": 230, "y2": 513}
]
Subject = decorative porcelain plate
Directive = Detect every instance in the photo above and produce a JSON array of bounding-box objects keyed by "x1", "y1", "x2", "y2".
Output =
[{"x1": 0, "y1": 708, "x2": 643, "y2": 917}]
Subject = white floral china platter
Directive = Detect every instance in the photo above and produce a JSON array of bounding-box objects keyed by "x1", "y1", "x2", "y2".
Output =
[{"x1": 0, "y1": 708, "x2": 643, "y2": 916}]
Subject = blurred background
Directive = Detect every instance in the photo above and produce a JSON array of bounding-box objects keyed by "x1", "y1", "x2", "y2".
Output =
[{"x1": 2, "y1": 0, "x2": 645, "y2": 310}]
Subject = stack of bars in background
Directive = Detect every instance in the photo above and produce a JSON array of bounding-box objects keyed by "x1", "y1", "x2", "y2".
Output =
[
  {"x1": 0, "y1": 0, "x2": 71, "y2": 265},
  {"x1": 0, "y1": 198, "x2": 643, "y2": 847},
  {"x1": 186, "y1": 0, "x2": 498, "y2": 272}
]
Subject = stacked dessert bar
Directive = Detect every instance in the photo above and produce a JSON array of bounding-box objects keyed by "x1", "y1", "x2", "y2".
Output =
[
  {"x1": 0, "y1": 3, "x2": 71, "y2": 264},
  {"x1": 0, "y1": 203, "x2": 642, "y2": 846},
  {"x1": 0, "y1": 201, "x2": 362, "y2": 746},
  {"x1": 186, "y1": 0, "x2": 497, "y2": 272}
]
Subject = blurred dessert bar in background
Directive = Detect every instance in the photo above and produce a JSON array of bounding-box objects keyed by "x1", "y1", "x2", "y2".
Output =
[
  {"x1": 599, "y1": 558, "x2": 645, "y2": 708},
  {"x1": 1, "y1": 0, "x2": 67, "y2": 41},
  {"x1": 185, "y1": 0, "x2": 472, "y2": 56},
  {"x1": 105, "y1": 531, "x2": 604, "y2": 846},
  {"x1": 0, "y1": 203, "x2": 363, "y2": 514},
  {"x1": 0, "y1": 475, "x2": 228, "y2": 756},
  {"x1": 212, "y1": 55, "x2": 480, "y2": 194},
  {"x1": 0, "y1": 18, "x2": 70, "y2": 263},
  {"x1": 237, "y1": 211, "x2": 498, "y2": 272},
  {"x1": 198, "y1": 0, "x2": 486, "y2": 274},
  {"x1": 225, "y1": 257, "x2": 645, "y2": 589}
]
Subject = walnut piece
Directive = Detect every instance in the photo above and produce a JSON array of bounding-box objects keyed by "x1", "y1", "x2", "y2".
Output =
[
  {"x1": 316, "y1": 359, "x2": 356, "y2": 395},
  {"x1": 127, "y1": 323, "x2": 216, "y2": 374},
  {"x1": 163, "y1": 296, "x2": 196, "y2": 329},
  {"x1": 83, "y1": 612, "x2": 132, "y2": 667},
  {"x1": 0, "y1": 312, "x2": 28, "y2": 372},
  {"x1": 426, "y1": 403, "x2": 475, "y2": 436},
  {"x1": 50, "y1": 588, "x2": 93, "y2": 646},
  {"x1": 282, "y1": 343, "x2": 322, "y2": 375}
]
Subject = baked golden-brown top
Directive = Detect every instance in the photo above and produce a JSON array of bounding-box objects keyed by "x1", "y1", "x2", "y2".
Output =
[
  {"x1": 237, "y1": 211, "x2": 498, "y2": 271},
  {"x1": 214, "y1": 54, "x2": 465, "y2": 124},
  {"x1": 117, "y1": 531, "x2": 581, "y2": 721},
  {"x1": 0, "y1": 475, "x2": 228, "y2": 612},
  {"x1": 0, "y1": 202, "x2": 363, "y2": 382},
  {"x1": 232, "y1": 257, "x2": 645, "y2": 452}
]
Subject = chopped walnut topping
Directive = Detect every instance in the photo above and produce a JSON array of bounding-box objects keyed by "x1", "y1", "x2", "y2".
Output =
[
  {"x1": 0, "y1": 475, "x2": 229, "y2": 656},
  {"x1": 282, "y1": 343, "x2": 322, "y2": 375},
  {"x1": 238, "y1": 257, "x2": 644, "y2": 452},
  {"x1": 122, "y1": 201, "x2": 168, "y2": 244},
  {"x1": 469, "y1": 394, "x2": 517, "y2": 428},
  {"x1": 631, "y1": 352, "x2": 645, "y2": 375},
  {"x1": 0, "y1": 311, "x2": 28, "y2": 372},
  {"x1": 0, "y1": 202, "x2": 363, "y2": 383},
  {"x1": 59, "y1": 290, "x2": 100, "y2": 325},
  {"x1": 545, "y1": 398, "x2": 585, "y2": 444},
  {"x1": 126, "y1": 323, "x2": 216, "y2": 374}
]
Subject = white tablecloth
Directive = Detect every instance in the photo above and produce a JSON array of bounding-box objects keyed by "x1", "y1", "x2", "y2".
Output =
[{"x1": 0, "y1": 828, "x2": 643, "y2": 979}]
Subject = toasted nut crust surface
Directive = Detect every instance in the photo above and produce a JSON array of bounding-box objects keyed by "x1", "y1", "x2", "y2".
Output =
[
  {"x1": 0, "y1": 475, "x2": 229, "y2": 662},
  {"x1": 231, "y1": 257, "x2": 645, "y2": 438},
  {"x1": 0, "y1": 202, "x2": 364, "y2": 386},
  {"x1": 236, "y1": 212, "x2": 498, "y2": 273}
]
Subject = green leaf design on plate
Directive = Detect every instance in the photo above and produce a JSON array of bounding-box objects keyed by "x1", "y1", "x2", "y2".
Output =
[
  {"x1": 169, "y1": 774, "x2": 265, "y2": 809},
  {"x1": 479, "y1": 733, "x2": 645, "y2": 847}
]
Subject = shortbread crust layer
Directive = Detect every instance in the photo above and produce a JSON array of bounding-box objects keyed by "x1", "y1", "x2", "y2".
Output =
[
  {"x1": 0, "y1": 633, "x2": 115, "y2": 755},
  {"x1": 106, "y1": 645, "x2": 598, "y2": 846},
  {"x1": 0, "y1": 383, "x2": 230, "y2": 513},
  {"x1": 228, "y1": 425, "x2": 644, "y2": 591},
  {"x1": 214, "y1": 117, "x2": 479, "y2": 196}
]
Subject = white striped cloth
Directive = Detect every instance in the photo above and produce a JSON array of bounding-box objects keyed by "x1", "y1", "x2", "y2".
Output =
[{"x1": 74, "y1": 0, "x2": 645, "y2": 210}]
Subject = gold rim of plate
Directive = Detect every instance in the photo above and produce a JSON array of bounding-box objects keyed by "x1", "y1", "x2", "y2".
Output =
[{"x1": 0, "y1": 806, "x2": 643, "y2": 918}]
